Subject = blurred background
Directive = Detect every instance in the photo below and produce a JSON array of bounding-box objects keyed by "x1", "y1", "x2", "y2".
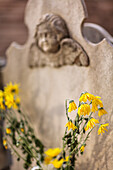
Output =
[{"x1": 0, "y1": 0, "x2": 113, "y2": 57}]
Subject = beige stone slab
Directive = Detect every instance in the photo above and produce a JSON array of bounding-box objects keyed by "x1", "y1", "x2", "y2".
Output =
[{"x1": 2, "y1": 0, "x2": 113, "y2": 169}]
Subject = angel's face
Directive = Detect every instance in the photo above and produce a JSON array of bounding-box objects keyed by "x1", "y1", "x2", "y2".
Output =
[{"x1": 37, "y1": 24, "x2": 60, "y2": 53}]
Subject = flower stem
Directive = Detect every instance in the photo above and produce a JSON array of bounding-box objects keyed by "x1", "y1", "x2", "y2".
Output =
[{"x1": 65, "y1": 100, "x2": 70, "y2": 121}]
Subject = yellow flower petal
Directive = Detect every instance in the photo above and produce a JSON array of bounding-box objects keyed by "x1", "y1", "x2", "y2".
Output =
[
  {"x1": 68, "y1": 100, "x2": 77, "y2": 112},
  {"x1": 5, "y1": 145, "x2": 8, "y2": 149},
  {"x1": 4, "y1": 93, "x2": 20, "y2": 109},
  {"x1": 15, "y1": 97, "x2": 20, "y2": 105},
  {"x1": 79, "y1": 93, "x2": 95, "y2": 102},
  {"x1": 3, "y1": 139, "x2": 7, "y2": 146},
  {"x1": 65, "y1": 122, "x2": 77, "y2": 131},
  {"x1": 44, "y1": 156, "x2": 52, "y2": 165},
  {"x1": 78, "y1": 104, "x2": 90, "y2": 116},
  {"x1": 98, "y1": 108, "x2": 107, "y2": 117},
  {"x1": 80, "y1": 146, "x2": 85, "y2": 152},
  {"x1": 20, "y1": 128, "x2": 24, "y2": 133},
  {"x1": 51, "y1": 159, "x2": 64, "y2": 169},
  {"x1": 5, "y1": 94, "x2": 14, "y2": 109},
  {"x1": 85, "y1": 118, "x2": 99, "y2": 131},
  {"x1": 44, "y1": 148, "x2": 61, "y2": 158},
  {"x1": 6, "y1": 128, "x2": 11, "y2": 134},
  {"x1": 92, "y1": 97, "x2": 103, "y2": 113},
  {"x1": 0, "y1": 97, "x2": 5, "y2": 110},
  {"x1": 98, "y1": 123, "x2": 109, "y2": 135},
  {"x1": 0, "y1": 90, "x2": 4, "y2": 98},
  {"x1": 64, "y1": 156, "x2": 69, "y2": 162},
  {"x1": 3, "y1": 139, "x2": 8, "y2": 149}
]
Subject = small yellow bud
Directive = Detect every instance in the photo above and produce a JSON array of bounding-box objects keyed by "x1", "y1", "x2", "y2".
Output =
[
  {"x1": 20, "y1": 128, "x2": 24, "y2": 133},
  {"x1": 80, "y1": 146, "x2": 85, "y2": 152},
  {"x1": 3, "y1": 139, "x2": 8, "y2": 149},
  {"x1": 6, "y1": 128, "x2": 11, "y2": 134}
]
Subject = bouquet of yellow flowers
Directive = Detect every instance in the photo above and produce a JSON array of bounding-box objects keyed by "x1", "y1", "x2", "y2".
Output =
[{"x1": 0, "y1": 83, "x2": 109, "y2": 170}]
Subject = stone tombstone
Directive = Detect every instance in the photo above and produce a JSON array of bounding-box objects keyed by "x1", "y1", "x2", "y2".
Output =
[{"x1": 2, "y1": 0, "x2": 113, "y2": 169}]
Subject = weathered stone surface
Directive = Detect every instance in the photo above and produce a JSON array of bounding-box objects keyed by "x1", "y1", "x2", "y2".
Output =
[{"x1": 2, "y1": 0, "x2": 113, "y2": 169}]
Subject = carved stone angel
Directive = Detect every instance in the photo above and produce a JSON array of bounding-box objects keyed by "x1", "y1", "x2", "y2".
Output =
[{"x1": 28, "y1": 13, "x2": 89, "y2": 68}]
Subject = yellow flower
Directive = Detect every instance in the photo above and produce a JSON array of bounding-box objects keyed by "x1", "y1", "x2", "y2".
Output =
[
  {"x1": 20, "y1": 128, "x2": 24, "y2": 133},
  {"x1": 79, "y1": 93, "x2": 103, "y2": 114},
  {"x1": 4, "y1": 82, "x2": 19, "y2": 95},
  {"x1": 79, "y1": 93, "x2": 95, "y2": 102},
  {"x1": 91, "y1": 96, "x2": 103, "y2": 112},
  {"x1": 12, "y1": 96, "x2": 21, "y2": 109},
  {"x1": 4, "y1": 93, "x2": 20, "y2": 109},
  {"x1": 44, "y1": 156, "x2": 52, "y2": 165},
  {"x1": 44, "y1": 148, "x2": 61, "y2": 158},
  {"x1": 15, "y1": 97, "x2": 20, "y2": 105},
  {"x1": 78, "y1": 104, "x2": 90, "y2": 116},
  {"x1": 4, "y1": 145, "x2": 8, "y2": 149},
  {"x1": 0, "y1": 97, "x2": 5, "y2": 110},
  {"x1": 0, "y1": 90, "x2": 4, "y2": 98},
  {"x1": 64, "y1": 156, "x2": 69, "y2": 162},
  {"x1": 68, "y1": 100, "x2": 77, "y2": 112},
  {"x1": 98, "y1": 108, "x2": 107, "y2": 117},
  {"x1": 85, "y1": 118, "x2": 99, "y2": 131},
  {"x1": 3, "y1": 139, "x2": 7, "y2": 145},
  {"x1": 6, "y1": 128, "x2": 11, "y2": 134},
  {"x1": 79, "y1": 93, "x2": 87, "y2": 102},
  {"x1": 5, "y1": 93, "x2": 15, "y2": 109},
  {"x1": 0, "y1": 90, "x2": 4, "y2": 109},
  {"x1": 65, "y1": 122, "x2": 77, "y2": 131},
  {"x1": 98, "y1": 123, "x2": 109, "y2": 135},
  {"x1": 13, "y1": 103, "x2": 18, "y2": 109},
  {"x1": 80, "y1": 145, "x2": 85, "y2": 152},
  {"x1": 3, "y1": 139, "x2": 8, "y2": 149},
  {"x1": 51, "y1": 159, "x2": 64, "y2": 169}
]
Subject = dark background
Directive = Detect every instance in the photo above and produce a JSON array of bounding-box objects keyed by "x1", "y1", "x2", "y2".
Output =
[{"x1": 0, "y1": 0, "x2": 113, "y2": 56}]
